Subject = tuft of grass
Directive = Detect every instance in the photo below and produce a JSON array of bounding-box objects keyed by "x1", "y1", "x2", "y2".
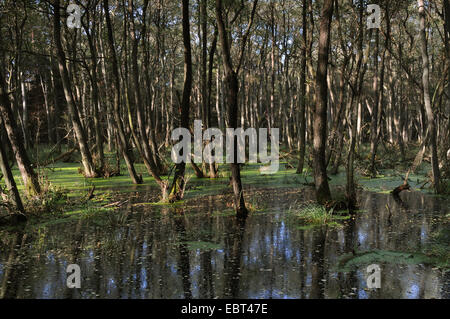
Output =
[
  {"x1": 25, "y1": 182, "x2": 69, "y2": 217},
  {"x1": 290, "y1": 205, "x2": 335, "y2": 226}
]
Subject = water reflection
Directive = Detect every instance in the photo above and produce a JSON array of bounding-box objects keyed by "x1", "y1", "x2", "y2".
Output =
[{"x1": 0, "y1": 189, "x2": 448, "y2": 299}]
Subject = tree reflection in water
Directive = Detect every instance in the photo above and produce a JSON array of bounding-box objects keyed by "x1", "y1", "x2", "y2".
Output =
[{"x1": 0, "y1": 189, "x2": 448, "y2": 299}]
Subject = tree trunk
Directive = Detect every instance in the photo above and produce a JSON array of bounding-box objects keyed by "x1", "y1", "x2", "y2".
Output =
[
  {"x1": 0, "y1": 72, "x2": 41, "y2": 196},
  {"x1": 346, "y1": 3, "x2": 370, "y2": 208},
  {"x1": 128, "y1": 0, "x2": 168, "y2": 198},
  {"x1": 0, "y1": 125, "x2": 26, "y2": 221},
  {"x1": 215, "y1": 0, "x2": 256, "y2": 217},
  {"x1": 207, "y1": 27, "x2": 219, "y2": 178},
  {"x1": 369, "y1": 30, "x2": 380, "y2": 177},
  {"x1": 296, "y1": 0, "x2": 308, "y2": 175},
  {"x1": 53, "y1": 0, "x2": 97, "y2": 178},
  {"x1": 313, "y1": 0, "x2": 333, "y2": 204},
  {"x1": 82, "y1": 9, "x2": 105, "y2": 171},
  {"x1": 103, "y1": 0, "x2": 142, "y2": 185},
  {"x1": 443, "y1": 0, "x2": 450, "y2": 159},
  {"x1": 19, "y1": 71, "x2": 29, "y2": 150},
  {"x1": 418, "y1": 0, "x2": 441, "y2": 193},
  {"x1": 169, "y1": 0, "x2": 193, "y2": 201}
]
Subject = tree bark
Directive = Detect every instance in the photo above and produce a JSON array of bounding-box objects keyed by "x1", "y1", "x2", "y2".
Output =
[
  {"x1": 0, "y1": 72, "x2": 41, "y2": 196},
  {"x1": 128, "y1": 0, "x2": 168, "y2": 198},
  {"x1": 215, "y1": 0, "x2": 257, "y2": 217},
  {"x1": 0, "y1": 125, "x2": 26, "y2": 221},
  {"x1": 418, "y1": 0, "x2": 441, "y2": 193},
  {"x1": 296, "y1": 0, "x2": 308, "y2": 175},
  {"x1": 103, "y1": 0, "x2": 142, "y2": 185},
  {"x1": 82, "y1": 8, "x2": 105, "y2": 171},
  {"x1": 313, "y1": 0, "x2": 333, "y2": 204},
  {"x1": 443, "y1": 0, "x2": 450, "y2": 158},
  {"x1": 53, "y1": 0, "x2": 97, "y2": 178},
  {"x1": 207, "y1": 27, "x2": 219, "y2": 178},
  {"x1": 369, "y1": 30, "x2": 380, "y2": 177},
  {"x1": 169, "y1": 0, "x2": 193, "y2": 201}
]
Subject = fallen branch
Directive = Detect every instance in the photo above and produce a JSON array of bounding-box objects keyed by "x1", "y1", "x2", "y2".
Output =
[
  {"x1": 392, "y1": 183, "x2": 410, "y2": 197},
  {"x1": 40, "y1": 147, "x2": 77, "y2": 167},
  {"x1": 392, "y1": 138, "x2": 429, "y2": 197},
  {"x1": 103, "y1": 200, "x2": 129, "y2": 208},
  {"x1": 86, "y1": 185, "x2": 96, "y2": 201},
  {"x1": 419, "y1": 180, "x2": 430, "y2": 189}
]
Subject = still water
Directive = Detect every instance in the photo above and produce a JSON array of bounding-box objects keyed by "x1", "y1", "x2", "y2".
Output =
[{"x1": 0, "y1": 187, "x2": 448, "y2": 299}]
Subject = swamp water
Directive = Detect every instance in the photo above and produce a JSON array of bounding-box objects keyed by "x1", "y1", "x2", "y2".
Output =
[{"x1": 0, "y1": 186, "x2": 448, "y2": 299}]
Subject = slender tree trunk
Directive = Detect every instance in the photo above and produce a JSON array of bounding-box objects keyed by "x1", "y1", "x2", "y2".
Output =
[
  {"x1": 103, "y1": 0, "x2": 142, "y2": 185},
  {"x1": 215, "y1": 0, "x2": 257, "y2": 217},
  {"x1": 83, "y1": 10, "x2": 105, "y2": 171},
  {"x1": 49, "y1": 62, "x2": 59, "y2": 145},
  {"x1": 369, "y1": 30, "x2": 380, "y2": 177},
  {"x1": 443, "y1": 0, "x2": 450, "y2": 157},
  {"x1": 418, "y1": 0, "x2": 441, "y2": 193},
  {"x1": 19, "y1": 71, "x2": 29, "y2": 150},
  {"x1": 98, "y1": 29, "x2": 114, "y2": 152},
  {"x1": 0, "y1": 124, "x2": 26, "y2": 221},
  {"x1": 128, "y1": 0, "x2": 167, "y2": 198},
  {"x1": 0, "y1": 72, "x2": 40, "y2": 196},
  {"x1": 346, "y1": 1, "x2": 369, "y2": 207},
  {"x1": 53, "y1": 0, "x2": 97, "y2": 178},
  {"x1": 207, "y1": 27, "x2": 219, "y2": 178},
  {"x1": 313, "y1": 0, "x2": 333, "y2": 204},
  {"x1": 39, "y1": 75, "x2": 53, "y2": 145},
  {"x1": 201, "y1": 0, "x2": 208, "y2": 127},
  {"x1": 270, "y1": 1, "x2": 276, "y2": 135},
  {"x1": 169, "y1": 0, "x2": 193, "y2": 201},
  {"x1": 296, "y1": 0, "x2": 308, "y2": 175}
]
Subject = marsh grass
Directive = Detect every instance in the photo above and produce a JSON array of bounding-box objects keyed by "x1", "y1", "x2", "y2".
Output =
[
  {"x1": 290, "y1": 205, "x2": 338, "y2": 227},
  {"x1": 25, "y1": 176, "x2": 69, "y2": 217}
]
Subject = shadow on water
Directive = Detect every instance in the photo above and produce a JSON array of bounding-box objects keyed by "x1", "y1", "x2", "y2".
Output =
[{"x1": 0, "y1": 188, "x2": 448, "y2": 299}]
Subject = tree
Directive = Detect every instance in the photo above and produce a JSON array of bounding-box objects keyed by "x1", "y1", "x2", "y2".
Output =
[
  {"x1": 296, "y1": 0, "x2": 308, "y2": 175},
  {"x1": 103, "y1": 0, "x2": 142, "y2": 184},
  {"x1": 168, "y1": 0, "x2": 193, "y2": 201},
  {"x1": 443, "y1": 0, "x2": 450, "y2": 162},
  {"x1": 53, "y1": 0, "x2": 97, "y2": 178},
  {"x1": 313, "y1": 0, "x2": 333, "y2": 204},
  {"x1": 0, "y1": 71, "x2": 41, "y2": 196},
  {"x1": 215, "y1": 0, "x2": 258, "y2": 218},
  {"x1": 418, "y1": 0, "x2": 441, "y2": 193},
  {"x1": 0, "y1": 123, "x2": 26, "y2": 221},
  {"x1": 80, "y1": 0, "x2": 105, "y2": 171}
]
